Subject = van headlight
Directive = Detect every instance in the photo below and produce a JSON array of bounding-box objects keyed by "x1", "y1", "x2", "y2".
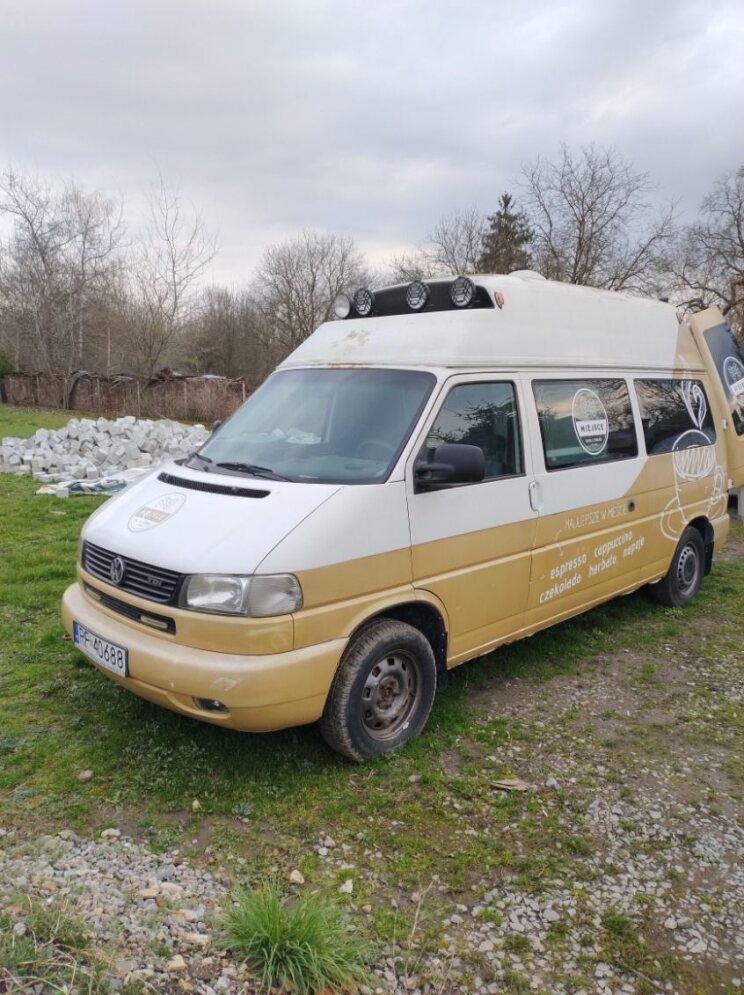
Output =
[{"x1": 180, "y1": 574, "x2": 303, "y2": 617}]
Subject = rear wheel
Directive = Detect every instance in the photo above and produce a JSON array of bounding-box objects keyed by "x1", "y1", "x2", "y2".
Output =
[
  {"x1": 648, "y1": 526, "x2": 705, "y2": 607},
  {"x1": 320, "y1": 619, "x2": 437, "y2": 762}
]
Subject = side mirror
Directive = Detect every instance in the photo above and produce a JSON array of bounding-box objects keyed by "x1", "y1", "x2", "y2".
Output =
[
  {"x1": 414, "y1": 443, "x2": 485, "y2": 492},
  {"x1": 212, "y1": 419, "x2": 223, "y2": 433}
]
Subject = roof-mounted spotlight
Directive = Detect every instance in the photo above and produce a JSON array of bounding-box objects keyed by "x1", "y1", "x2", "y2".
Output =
[
  {"x1": 353, "y1": 287, "x2": 375, "y2": 317},
  {"x1": 450, "y1": 276, "x2": 476, "y2": 308},
  {"x1": 406, "y1": 280, "x2": 429, "y2": 311},
  {"x1": 332, "y1": 293, "x2": 352, "y2": 320}
]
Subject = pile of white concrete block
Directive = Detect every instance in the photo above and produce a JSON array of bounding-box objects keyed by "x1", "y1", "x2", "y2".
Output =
[{"x1": 0, "y1": 415, "x2": 210, "y2": 484}]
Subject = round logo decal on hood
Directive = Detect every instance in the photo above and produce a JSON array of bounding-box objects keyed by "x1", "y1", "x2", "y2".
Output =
[
  {"x1": 572, "y1": 388, "x2": 609, "y2": 456},
  {"x1": 128, "y1": 492, "x2": 186, "y2": 533}
]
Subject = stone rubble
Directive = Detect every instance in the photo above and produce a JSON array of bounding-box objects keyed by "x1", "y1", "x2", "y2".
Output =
[{"x1": 0, "y1": 415, "x2": 209, "y2": 484}]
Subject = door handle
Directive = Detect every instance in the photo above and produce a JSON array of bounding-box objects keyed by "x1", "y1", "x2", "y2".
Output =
[{"x1": 528, "y1": 480, "x2": 543, "y2": 512}]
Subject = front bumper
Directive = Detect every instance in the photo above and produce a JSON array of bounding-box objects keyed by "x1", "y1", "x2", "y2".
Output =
[{"x1": 61, "y1": 582, "x2": 345, "y2": 732}]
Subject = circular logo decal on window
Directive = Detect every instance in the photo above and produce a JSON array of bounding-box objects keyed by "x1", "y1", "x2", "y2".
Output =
[
  {"x1": 572, "y1": 388, "x2": 609, "y2": 456},
  {"x1": 128, "y1": 493, "x2": 186, "y2": 533},
  {"x1": 723, "y1": 356, "x2": 744, "y2": 399}
]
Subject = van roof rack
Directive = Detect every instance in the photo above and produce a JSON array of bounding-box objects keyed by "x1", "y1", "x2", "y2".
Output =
[{"x1": 333, "y1": 278, "x2": 495, "y2": 320}]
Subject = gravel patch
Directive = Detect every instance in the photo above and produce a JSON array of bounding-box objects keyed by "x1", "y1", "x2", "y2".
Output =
[
  {"x1": 405, "y1": 639, "x2": 744, "y2": 993},
  {"x1": 0, "y1": 827, "x2": 256, "y2": 994}
]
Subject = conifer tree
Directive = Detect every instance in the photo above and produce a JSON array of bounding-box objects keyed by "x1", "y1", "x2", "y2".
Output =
[{"x1": 478, "y1": 192, "x2": 533, "y2": 274}]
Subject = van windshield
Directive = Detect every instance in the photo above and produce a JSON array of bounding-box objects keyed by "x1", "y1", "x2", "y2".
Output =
[{"x1": 194, "y1": 368, "x2": 435, "y2": 484}]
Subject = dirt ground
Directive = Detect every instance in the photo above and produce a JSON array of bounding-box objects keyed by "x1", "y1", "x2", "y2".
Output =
[{"x1": 1, "y1": 513, "x2": 742, "y2": 995}]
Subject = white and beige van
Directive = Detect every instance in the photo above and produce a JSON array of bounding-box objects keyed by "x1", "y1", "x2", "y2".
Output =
[{"x1": 61, "y1": 273, "x2": 744, "y2": 760}]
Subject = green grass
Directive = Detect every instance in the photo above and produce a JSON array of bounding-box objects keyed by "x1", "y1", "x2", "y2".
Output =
[
  {"x1": 0, "y1": 404, "x2": 91, "y2": 439},
  {"x1": 597, "y1": 908, "x2": 682, "y2": 994},
  {"x1": 0, "y1": 901, "x2": 105, "y2": 994},
  {"x1": 221, "y1": 882, "x2": 370, "y2": 994},
  {"x1": 2, "y1": 479, "x2": 738, "y2": 858},
  {"x1": 1, "y1": 403, "x2": 743, "y2": 993}
]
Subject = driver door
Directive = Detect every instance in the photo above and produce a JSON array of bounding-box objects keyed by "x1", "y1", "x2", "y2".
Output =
[{"x1": 406, "y1": 375, "x2": 538, "y2": 665}]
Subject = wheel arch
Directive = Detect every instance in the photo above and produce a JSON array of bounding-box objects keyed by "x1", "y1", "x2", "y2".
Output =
[
  {"x1": 345, "y1": 596, "x2": 449, "y2": 691},
  {"x1": 687, "y1": 515, "x2": 715, "y2": 574}
]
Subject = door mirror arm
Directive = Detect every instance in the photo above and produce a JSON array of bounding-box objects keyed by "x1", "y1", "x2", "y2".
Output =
[
  {"x1": 414, "y1": 443, "x2": 486, "y2": 492},
  {"x1": 414, "y1": 461, "x2": 455, "y2": 490}
]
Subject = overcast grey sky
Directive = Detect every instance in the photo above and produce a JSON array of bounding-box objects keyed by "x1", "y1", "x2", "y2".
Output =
[{"x1": 1, "y1": 0, "x2": 742, "y2": 283}]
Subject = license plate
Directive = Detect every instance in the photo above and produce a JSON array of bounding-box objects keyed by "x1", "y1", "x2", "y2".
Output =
[{"x1": 73, "y1": 621, "x2": 128, "y2": 678}]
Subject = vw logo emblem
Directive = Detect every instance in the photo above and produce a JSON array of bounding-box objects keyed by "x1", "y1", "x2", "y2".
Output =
[{"x1": 109, "y1": 556, "x2": 126, "y2": 586}]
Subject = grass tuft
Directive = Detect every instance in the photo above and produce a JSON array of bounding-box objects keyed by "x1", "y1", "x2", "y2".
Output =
[
  {"x1": 0, "y1": 902, "x2": 100, "y2": 993},
  {"x1": 221, "y1": 881, "x2": 370, "y2": 994}
]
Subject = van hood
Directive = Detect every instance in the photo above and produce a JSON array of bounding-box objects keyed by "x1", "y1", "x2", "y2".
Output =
[{"x1": 82, "y1": 462, "x2": 340, "y2": 575}]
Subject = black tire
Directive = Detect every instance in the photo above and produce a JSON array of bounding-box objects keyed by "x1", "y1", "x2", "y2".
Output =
[
  {"x1": 647, "y1": 526, "x2": 706, "y2": 607},
  {"x1": 320, "y1": 619, "x2": 437, "y2": 762}
]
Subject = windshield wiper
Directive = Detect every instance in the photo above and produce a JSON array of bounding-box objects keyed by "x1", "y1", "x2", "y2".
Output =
[
  {"x1": 184, "y1": 453, "x2": 213, "y2": 472},
  {"x1": 215, "y1": 461, "x2": 288, "y2": 481}
]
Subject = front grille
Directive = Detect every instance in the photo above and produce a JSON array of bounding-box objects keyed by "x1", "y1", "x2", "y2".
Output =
[
  {"x1": 84, "y1": 584, "x2": 176, "y2": 634},
  {"x1": 82, "y1": 541, "x2": 183, "y2": 605}
]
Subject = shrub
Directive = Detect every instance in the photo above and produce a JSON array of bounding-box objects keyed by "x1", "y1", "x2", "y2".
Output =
[
  {"x1": 221, "y1": 881, "x2": 370, "y2": 994},
  {"x1": 0, "y1": 349, "x2": 13, "y2": 379}
]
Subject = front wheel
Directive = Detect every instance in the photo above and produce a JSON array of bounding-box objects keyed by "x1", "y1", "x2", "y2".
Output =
[
  {"x1": 320, "y1": 619, "x2": 437, "y2": 762},
  {"x1": 648, "y1": 526, "x2": 706, "y2": 607}
]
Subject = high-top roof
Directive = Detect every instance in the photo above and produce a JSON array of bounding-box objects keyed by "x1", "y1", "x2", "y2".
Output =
[{"x1": 280, "y1": 272, "x2": 705, "y2": 373}]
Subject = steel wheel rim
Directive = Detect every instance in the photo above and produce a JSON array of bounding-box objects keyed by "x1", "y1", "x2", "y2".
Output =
[
  {"x1": 360, "y1": 650, "x2": 421, "y2": 741},
  {"x1": 676, "y1": 542, "x2": 700, "y2": 595}
]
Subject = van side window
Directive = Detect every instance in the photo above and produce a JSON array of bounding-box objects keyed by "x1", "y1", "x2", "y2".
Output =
[
  {"x1": 703, "y1": 324, "x2": 744, "y2": 436},
  {"x1": 423, "y1": 382, "x2": 523, "y2": 479},
  {"x1": 635, "y1": 379, "x2": 716, "y2": 454},
  {"x1": 533, "y1": 379, "x2": 638, "y2": 471}
]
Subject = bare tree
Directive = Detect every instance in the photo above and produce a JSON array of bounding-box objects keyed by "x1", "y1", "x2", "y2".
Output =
[
  {"x1": 386, "y1": 249, "x2": 440, "y2": 283},
  {"x1": 670, "y1": 165, "x2": 744, "y2": 336},
  {"x1": 428, "y1": 208, "x2": 486, "y2": 274},
  {"x1": 0, "y1": 168, "x2": 124, "y2": 377},
  {"x1": 252, "y1": 231, "x2": 365, "y2": 358},
  {"x1": 388, "y1": 208, "x2": 486, "y2": 282},
  {"x1": 181, "y1": 286, "x2": 268, "y2": 385},
  {"x1": 123, "y1": 174, "x2": 217, "y2": 376},
  {"x1": 521, "y1": 144, "x2": 676, "y2": 291}
]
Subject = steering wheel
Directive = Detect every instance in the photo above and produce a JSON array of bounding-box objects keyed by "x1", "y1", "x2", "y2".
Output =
[{"x1": 356, "y1": 438, "x2": 396, "y2": 461}]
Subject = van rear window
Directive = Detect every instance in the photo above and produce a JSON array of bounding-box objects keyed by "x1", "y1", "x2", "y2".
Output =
[
  {"x1": 635, "y1": 379, "x2": 716, "y2": 454},
  {"x1": 532, "y1": 379, "x2": 638, "y2": 471},
  {"x1": 703, "y1": 324, "x2": 744, "y2": 436}
]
